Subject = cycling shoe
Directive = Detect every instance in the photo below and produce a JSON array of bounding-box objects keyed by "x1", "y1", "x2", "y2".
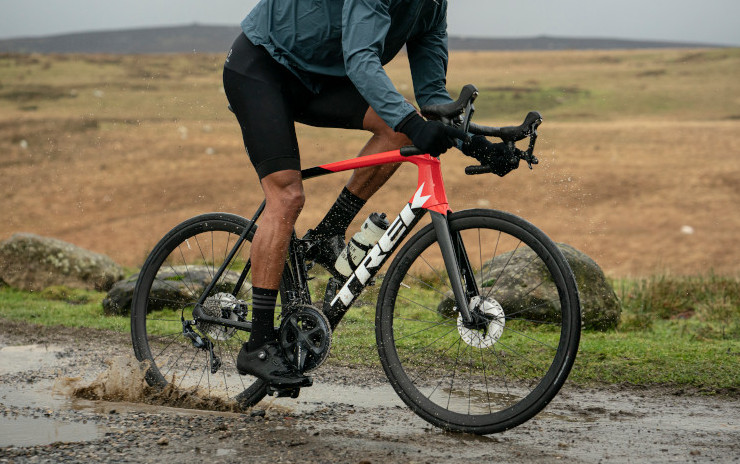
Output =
[
  {"x1": 236, "y1": 341, "x2": 312, "y2": 388},
  {"x1": 303, "y1": 229, "x2": 345, "y2": 273}
]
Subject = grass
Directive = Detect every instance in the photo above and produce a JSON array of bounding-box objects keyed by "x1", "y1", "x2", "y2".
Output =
[
  {"x1": 616, "y1": 274, "x2": 740, "y2": 339},
  {"x1": 1, "y1": 272, "x2": 737, "y2": 394},
  {"x1": 0, "y1": 285, "x2": 128, "y2": 332}
]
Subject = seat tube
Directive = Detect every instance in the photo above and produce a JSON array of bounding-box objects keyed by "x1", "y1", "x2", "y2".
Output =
[{"x1": 430, "y1": 211, "x2": 471, "y2": 323}]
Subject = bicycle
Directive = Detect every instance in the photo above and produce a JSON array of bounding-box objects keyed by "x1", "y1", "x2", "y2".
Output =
[{"x1": 130, "y1": 84, "x2": 581, "y2": 435}]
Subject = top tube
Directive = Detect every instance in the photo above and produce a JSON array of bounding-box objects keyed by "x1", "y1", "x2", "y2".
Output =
[{"x1": 301, "y1": 149, "x2": 450, "y2": 215}]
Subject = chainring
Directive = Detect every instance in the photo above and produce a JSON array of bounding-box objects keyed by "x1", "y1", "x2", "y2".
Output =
[{"x1": 279, "y1": 305, "x2": 332, "y2": 373}]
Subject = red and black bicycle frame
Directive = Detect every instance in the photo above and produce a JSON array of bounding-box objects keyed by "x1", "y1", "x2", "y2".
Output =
[{"x1": 193, "y1": 148, "x2": 478, "y2": 332}]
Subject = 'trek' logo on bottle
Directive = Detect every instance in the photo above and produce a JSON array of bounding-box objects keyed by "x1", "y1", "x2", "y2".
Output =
[{"x1": 332, "y1": 184, "x2": 431, "y2": 307}]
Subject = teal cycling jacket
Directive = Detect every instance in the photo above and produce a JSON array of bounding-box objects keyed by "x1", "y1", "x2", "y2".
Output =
[{"x1": 241, "y1": 0, "x2": 453, "y2": 130}]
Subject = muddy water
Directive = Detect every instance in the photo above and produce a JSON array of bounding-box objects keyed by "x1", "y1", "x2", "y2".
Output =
[
  {"x1": 0, "y1": 415, "x2": 103, "y2": 447},
  {"x1": 0, "y1": 344, "x2": 103, "y2": 446}
]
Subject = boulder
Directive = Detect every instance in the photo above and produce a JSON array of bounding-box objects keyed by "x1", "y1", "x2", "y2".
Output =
[
  {"x1": 437, "y1": 243, "x2": 620, "y2": 331},
  {"x1": 103, "y1": 265, "x2": 251, "y2": 316},
  {"x1": 0, "y1": 233, "x2": 124, "y2": 292}
]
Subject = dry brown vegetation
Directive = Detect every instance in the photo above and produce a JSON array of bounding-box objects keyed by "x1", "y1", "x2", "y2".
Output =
[{"x1": 1, "y1": 48, "x2": 739, "y2": 277}]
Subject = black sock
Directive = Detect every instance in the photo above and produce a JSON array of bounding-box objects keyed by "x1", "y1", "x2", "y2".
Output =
[
  {"x1": 313, "y1": 187, "x2": 366, "y2": 238},
  {"x1": 248, "y1": 287, "x2": 279, "y2": 350}
]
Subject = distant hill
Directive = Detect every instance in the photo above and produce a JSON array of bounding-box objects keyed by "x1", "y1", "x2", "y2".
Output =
[{"x1": 0, "y1": 24, "x2": 724, "y2": 54}]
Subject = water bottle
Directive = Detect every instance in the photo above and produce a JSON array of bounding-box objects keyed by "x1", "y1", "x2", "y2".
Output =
[{"x1": 334, "y1": 212, "x2": 389, "y2": 277}]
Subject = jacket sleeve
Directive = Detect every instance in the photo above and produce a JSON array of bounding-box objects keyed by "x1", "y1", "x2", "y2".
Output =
[
  {"x1": 406, "y1": 7, "x2": 454, "y2": 109},
  {"x1": 341, "y1": 0, "x2": 417, "y2": 130}
]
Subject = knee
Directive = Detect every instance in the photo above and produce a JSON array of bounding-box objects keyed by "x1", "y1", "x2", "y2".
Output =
[
  {"x1": 364, "y1": 108, "x2": 412, "y2": 146},
  {"x1": 280, "y1": 184, "x2": 305, "y2": 214},
  {"x1": 374, "y1": 126, "x2": 412, "y2": 147},
  {"x1": 262, "y1": 171, "x2": 305, "y2": 220}
]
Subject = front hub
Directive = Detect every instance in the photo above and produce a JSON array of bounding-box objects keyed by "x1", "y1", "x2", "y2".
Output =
[{"x1": 457, "y1": 296, "x2": 506, "y2": 348}]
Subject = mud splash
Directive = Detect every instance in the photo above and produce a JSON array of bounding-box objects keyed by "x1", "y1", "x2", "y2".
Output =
[{"x1": 57, "y1": 355, "x2": 247, "y2": 413}]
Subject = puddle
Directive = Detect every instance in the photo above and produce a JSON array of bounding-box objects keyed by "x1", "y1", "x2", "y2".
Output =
[
  {"x1": 0, "y1": 415, "x2": 104, "y2": 447},
  {"x1": 55, "y1": 355, "x2": 402, "y2": 417},
  {"x1": 0, "y1": 344, "x2": 63, "y2": 375},
  {"x1": 0, "y1": 383, "x2": 71, "y2": 411},
  {"x1": 280, "y1": 382, "x2": 403, "y2": 411}
]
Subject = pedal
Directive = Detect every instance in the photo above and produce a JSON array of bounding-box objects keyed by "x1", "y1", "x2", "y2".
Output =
[{"x1": 266, "y1": 386, "x2": 301, "y2": 398}]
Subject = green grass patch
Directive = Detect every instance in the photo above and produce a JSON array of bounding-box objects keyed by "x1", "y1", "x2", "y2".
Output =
[
  {"x1": 0, "y1": 286, "x2": 128, "y2": 332},
  {"x1": 574, "y1": 321, "x2": 738, "y2": 391},
  {"x1": 469, "y1": 85, "x2": 590, "y2": 120},
  {"x1": 615, "y1": 274, "x2": 740, "y2": 339}
]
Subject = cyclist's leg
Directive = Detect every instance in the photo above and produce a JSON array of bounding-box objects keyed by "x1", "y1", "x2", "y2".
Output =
[
  {"x1": 250, "y1": 170, "x2": 304, "y2": 291},
  {"x1": 346, "y1": 106, "x2": 410, "y2": 200},
  {"x1": 237, "y1": 169, "x2": 311, "y2": 387},
  {"x1": 223, "y1": 36, "x2": 311, "y2": 386},
  {"x1": 299, "y1": 96, "x2": 411, "y2": 271},
  {"x1": 297, "y1": 83, "x2": 410, "y2": 237}
]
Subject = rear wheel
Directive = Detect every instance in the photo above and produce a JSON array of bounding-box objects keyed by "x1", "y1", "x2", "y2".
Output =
[
  {"x1": 376, "y1": 209, "x2": 580, "y2": 434},
  {"x1": 131, "y1": 213, "x2": 280, "y2": 409}
]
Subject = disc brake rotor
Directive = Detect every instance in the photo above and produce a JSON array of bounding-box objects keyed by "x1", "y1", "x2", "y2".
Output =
[
  {"x1": 279, "y1": 305, "x2": 332, "y2": 373},
  {"x1": 457, "y1": 296, "x2": 505, "y2": 348}
]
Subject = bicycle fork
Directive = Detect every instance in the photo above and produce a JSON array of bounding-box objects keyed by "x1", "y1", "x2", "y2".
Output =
[{"x1": 429, "y1": 212, "x2": 477, "y2": 327}]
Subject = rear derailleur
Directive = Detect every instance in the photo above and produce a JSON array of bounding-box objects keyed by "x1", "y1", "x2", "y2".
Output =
[{"x1": 182, "y1": 322, "x2": 221, "y2": 374}]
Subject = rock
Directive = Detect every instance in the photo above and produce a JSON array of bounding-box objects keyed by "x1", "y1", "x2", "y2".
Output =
[
  {"x1": 103, "y1": 266, "x2": 250, "y2": 316},
  {"x1": 0, "y1": 233, "x2": 124, "y2": 292},
  {"x1": 437, "y1": 243, "x2": 620, "y2": 331},
  {"x1": 558, "y1": 243, "x2": 621, "y2": 330}
]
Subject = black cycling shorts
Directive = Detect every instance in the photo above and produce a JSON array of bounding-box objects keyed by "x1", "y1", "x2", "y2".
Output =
[{"x1": 223, "y1": 34, "x2": 370, "y2": 179}]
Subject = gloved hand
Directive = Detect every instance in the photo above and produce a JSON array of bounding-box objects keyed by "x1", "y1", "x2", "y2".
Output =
[
  {"x1": 397, "y1": 113, "x2": 468, "y2": 157},
  {"x1": 462, "y1": 135, "x2": 520, "y2": 177}
]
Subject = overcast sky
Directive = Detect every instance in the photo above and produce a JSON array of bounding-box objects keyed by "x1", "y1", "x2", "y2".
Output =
[{"x1": 1, "y1": 0, "x2": 739, "y2": 46}]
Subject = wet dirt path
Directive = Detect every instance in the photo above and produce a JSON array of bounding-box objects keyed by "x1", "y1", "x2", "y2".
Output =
[{"x1": 0, "y1": 321, "x2": 738, "y2": 463}]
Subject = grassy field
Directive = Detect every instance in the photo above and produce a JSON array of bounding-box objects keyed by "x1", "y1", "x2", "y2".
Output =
[{"x1": 0, "y1": 48, "x2": 739, "y2": 392}]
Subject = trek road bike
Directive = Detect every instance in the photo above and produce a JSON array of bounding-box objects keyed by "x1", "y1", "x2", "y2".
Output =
[{"x1": 130, "y1": 84, "x2": 581, "y2": 435}]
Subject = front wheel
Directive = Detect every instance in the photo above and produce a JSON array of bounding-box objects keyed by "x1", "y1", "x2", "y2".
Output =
[{"x1": 376, "y1": 209, "x2": 581, "y2": 434}]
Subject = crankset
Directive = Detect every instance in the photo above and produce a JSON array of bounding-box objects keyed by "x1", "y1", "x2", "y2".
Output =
[{"x1": 279, "y1": 305, "x2": 332, "y2": 373}]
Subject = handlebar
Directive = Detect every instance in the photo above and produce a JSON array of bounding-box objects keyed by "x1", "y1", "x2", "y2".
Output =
[
  {"x1": 403, "y1": 84, "x2": 543, "y2": 174},
  {"x1": 466, "y1": 110, "x2": 542, "y2": 174}
]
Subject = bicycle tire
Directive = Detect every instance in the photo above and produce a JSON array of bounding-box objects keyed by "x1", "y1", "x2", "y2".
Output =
[
  {"x1": 131, "y1": 212, "x2": 277, "y2": 409},
  {"x1": 376, "y1": 209, "x2": 580, "y2": 434}
]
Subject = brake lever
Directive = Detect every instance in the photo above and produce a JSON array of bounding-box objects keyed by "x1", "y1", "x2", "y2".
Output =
[
  {"x1": 520, "y1": 150, "x2": 539, "y2": 170},
  {"x1": 521, "y1": 115, "x2": 542, "y2": 169}
]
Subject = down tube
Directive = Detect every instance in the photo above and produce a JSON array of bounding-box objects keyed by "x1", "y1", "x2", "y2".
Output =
[{"x1": 324, "y1": 201, "x2": 428, "y2": 327}]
